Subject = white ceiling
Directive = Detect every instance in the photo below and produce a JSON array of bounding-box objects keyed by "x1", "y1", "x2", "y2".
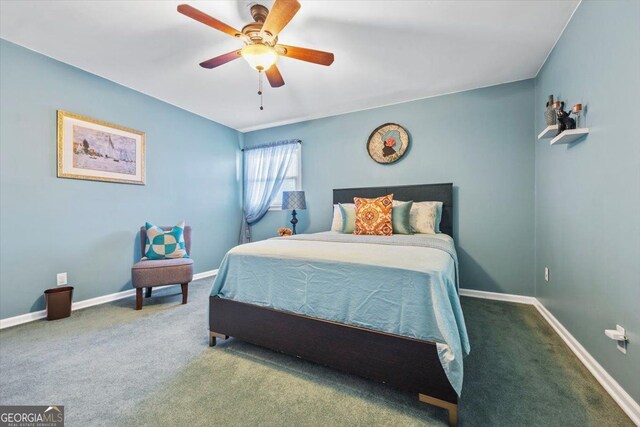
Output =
[{"x1": 0, "y1": 0, "x2": 579, "y2": 132}]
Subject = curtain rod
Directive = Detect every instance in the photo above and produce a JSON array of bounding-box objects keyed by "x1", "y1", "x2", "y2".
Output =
[{"x1": 241, "y1": 139, "x2": 301, "y2": 151}]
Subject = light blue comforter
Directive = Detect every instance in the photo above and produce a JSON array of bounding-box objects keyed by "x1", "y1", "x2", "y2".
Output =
[{"x1": 210, "y1": 232, "x2": 470, "y2": 395}]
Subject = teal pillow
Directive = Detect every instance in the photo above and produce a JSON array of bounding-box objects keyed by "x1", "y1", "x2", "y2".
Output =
[
  {"x1": 338, "y1": 203, "x2": 356, "y2": 234},
  {"x1": 144, "y1": 221, "x2": 188, "y2": 260},
  {"x1": 392, "y1": 201, "x2": 413, "y2": 234},
  {"x1": 435, "y1": 203, "x2": 443, "y2": 233}
]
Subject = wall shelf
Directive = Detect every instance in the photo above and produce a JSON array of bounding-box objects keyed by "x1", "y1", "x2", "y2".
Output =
[
  {"x1": 550, "y1": 128, "x2": 590, "y2": 145},
  {"x1": 538, "y1": 125, "x2": 559, "y2": 139}
]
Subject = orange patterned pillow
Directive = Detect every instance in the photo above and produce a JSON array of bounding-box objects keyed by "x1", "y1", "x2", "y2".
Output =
[{"x1": 354, "y1": 194, "x2": 393, "y2": 236}]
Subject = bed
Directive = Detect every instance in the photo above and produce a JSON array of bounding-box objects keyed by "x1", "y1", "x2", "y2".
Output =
[{"x1": 208, "y1": 183, "x2": 468, "y2": 426}]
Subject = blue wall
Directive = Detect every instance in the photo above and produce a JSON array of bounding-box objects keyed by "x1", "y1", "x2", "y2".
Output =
[
  {"x1": 3, "y1": 2, "x2": 637, "y2": 406},
  {"x1": 534, "y1": 1, "x2": 640, "y2": 403},
  {"x1": 244, "y1": 79, "x2": 536, "y2": 296},
  {"x1": 0, "y1": 40, "x2": 242, "y2": 319}
]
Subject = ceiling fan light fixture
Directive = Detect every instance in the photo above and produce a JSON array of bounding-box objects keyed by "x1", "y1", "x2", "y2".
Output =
[
  {"x1": 179, "y1": 0, "x2": 333, "y2": 91},
  {"x1": 241, "y1": 44, "x2": 278, "y2": 71}
]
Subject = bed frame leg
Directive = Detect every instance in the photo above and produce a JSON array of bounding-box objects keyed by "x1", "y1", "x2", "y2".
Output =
[
  {"x1": 447, "y1": 406, "x2": 458, "y2": 427},
  {"x1": 418, "y1": 393, "x2": 458, "y2": 427},
  {"x1": 209, "y1": 331, "x2": 228, "y2": 347}
]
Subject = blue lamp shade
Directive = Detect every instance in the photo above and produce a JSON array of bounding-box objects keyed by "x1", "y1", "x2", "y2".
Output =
[{"x1": 282, "y1": 191, "x2": 306, "y2": 210}]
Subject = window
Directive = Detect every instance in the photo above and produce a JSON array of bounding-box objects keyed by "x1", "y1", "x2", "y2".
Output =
[{"x1": 269, "y1": 144, "x2": 301, "y2": 209}]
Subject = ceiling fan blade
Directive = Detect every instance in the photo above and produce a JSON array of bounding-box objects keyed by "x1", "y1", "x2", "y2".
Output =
[
  {"x1": 199, "y1": 50, "x2": 242, "y2": 69},
  {"x1": 265, "y1": 65, "x2": 285, "y2": 88},
  {"x1": 260, "y1": 0, "x2": 301, "y2": 38},
  {"x1": 177, "y1": 4, "x2": 242, "y2": 38},
  {"x1": 277, "y1": 45, "x2": 334, "y2": 66}
]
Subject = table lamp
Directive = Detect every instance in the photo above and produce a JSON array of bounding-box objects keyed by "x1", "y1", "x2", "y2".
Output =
[{"x1": 282, "y1": 191, "x2": 306, "y2": 235}]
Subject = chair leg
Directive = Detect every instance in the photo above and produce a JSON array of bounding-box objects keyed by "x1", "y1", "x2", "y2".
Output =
[
  {"x1": 181, "y1": 283, "x2": 188, "y2": 304},
  {"x1": 135, "y1": 288, "x2": 143, "y2": 310},
  {"x1": 145, "y1": 287, "x2": 152, "y2": 298}
]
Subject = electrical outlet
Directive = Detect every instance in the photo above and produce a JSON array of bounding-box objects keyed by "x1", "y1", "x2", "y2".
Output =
[
  {"x1": 56, "y1": 272, "x2": 67, "y2": 286},
  {"x1": 544, "y1": 267, "x2": 549, "y2": 282}
]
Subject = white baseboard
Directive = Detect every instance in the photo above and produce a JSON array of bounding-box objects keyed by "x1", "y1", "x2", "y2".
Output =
[
  {"x1": 0, "y1": 310, "x2": 48, "y2": 330},
  {"x1": 0, "y1": 269, "x2": 218, "y2": 330},
  {"x1": 459, "y1": 288, "x2": 537, "y2": 305},
  {"x1": 460, "y1": 288, "x2": 639, "y2": 425},
  {"x1": 533, "y1": 301, "x2": 640, "y2": 425},
  {"x1": 193, "y1": 269, "x2": 218, "y2": 281},
  {"x1": 71, "y1": 288, "x2": 137, "y2": 312}
]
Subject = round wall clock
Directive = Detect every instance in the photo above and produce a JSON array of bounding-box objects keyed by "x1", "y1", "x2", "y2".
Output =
[{"x1": 367, "y1": 123, "x2": 410, "y2": 164}]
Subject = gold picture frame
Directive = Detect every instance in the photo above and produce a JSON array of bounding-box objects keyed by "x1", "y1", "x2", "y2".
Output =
[{"x1": 57, "y1": 110, "x2": 145, "y2": 185}]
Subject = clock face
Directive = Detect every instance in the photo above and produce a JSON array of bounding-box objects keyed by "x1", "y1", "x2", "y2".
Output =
[{"x1": 367, "y1": 123, "x2": 410, "y2": 164}]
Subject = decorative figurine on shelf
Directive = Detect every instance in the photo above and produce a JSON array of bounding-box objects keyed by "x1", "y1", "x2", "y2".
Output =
[
  {"x1": 282, "y1": 190, "x2": 306, "y2": 235},
  {"x1": 278, "y1": 227, "x2": 292, "y2": 237},
  {"x1": 544, "y1": 95, "x2": 557, "y2": 126},
  {"x1": 572, "y1": 103, "x2": 583, "y2": 128},
  {"x1": 555, "y1": 102, "x2": 576, "y2": 135}
]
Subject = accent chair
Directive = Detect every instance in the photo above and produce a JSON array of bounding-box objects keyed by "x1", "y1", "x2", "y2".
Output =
[{"x1": 131, "y1": 226, "x2": 193, "y2": 310}]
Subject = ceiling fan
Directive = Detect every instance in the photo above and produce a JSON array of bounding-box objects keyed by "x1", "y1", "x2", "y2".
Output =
[{"x1": 177, "y1": 0, "x2": 334, "y2": 91}]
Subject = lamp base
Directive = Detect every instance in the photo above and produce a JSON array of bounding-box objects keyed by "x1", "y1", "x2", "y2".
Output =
[{"x1": 290, "y1": 209, "x2": 298, "y2": 235}]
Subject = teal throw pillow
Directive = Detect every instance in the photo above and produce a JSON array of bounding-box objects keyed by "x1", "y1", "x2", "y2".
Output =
[
  {"x1": 338, "y1": 203, "x2": 356, "y2": 234},
  {"x1": 392, "y1": 201, "x2": 414, "y2": 234},
  {"x1": 144, "y1": 221, "x2": 188, "y2": 260},
  {"x1": 435, "y1": 203, "x2": 444, "y2": 233}
]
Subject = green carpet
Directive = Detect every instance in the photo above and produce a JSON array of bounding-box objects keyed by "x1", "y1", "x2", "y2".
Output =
[{"x1": 0, "y1": 279, "x2": 632, "y2": 426}]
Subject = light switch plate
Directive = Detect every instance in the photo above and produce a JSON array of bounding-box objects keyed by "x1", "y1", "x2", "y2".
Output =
[
  {"x1": 544, "y1": 267, "x2": 549, "y2": 282},
  {"x1": 56, "y1": 272, "x2": 67, "y2": 286}
]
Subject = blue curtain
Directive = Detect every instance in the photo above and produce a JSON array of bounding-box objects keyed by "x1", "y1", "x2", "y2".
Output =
[{"x1": 240, "y1": 139, "x2": 300, "y2": 243}]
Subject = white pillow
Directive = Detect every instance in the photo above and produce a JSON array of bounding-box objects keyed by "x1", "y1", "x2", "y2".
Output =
[
  {"x1": 331, "y1": 203, "x2": 354, "y2": 231},
  {"x1": 393, "y1": 200, "x2": 441, "y2": 234}
]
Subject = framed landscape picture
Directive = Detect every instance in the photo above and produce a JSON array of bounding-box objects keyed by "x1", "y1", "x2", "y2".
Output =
[{"x1": 57, "y1": 110, "x2": 145, "y2": 185}]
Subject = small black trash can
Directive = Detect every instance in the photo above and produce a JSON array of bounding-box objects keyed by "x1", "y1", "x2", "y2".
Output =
[{"x1": 44, "y1": 286, "x2": 74, "y2": 320}]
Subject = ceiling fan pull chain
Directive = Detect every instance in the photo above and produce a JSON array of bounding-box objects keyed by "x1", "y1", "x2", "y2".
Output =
[{"x1": 258, "y1": 70, "x2": 264, "y2": 111}]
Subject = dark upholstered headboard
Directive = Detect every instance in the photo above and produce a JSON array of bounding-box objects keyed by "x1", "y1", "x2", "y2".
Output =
[{"x1": 332, "y1": 183, "x2": 454, "y2": 238}]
